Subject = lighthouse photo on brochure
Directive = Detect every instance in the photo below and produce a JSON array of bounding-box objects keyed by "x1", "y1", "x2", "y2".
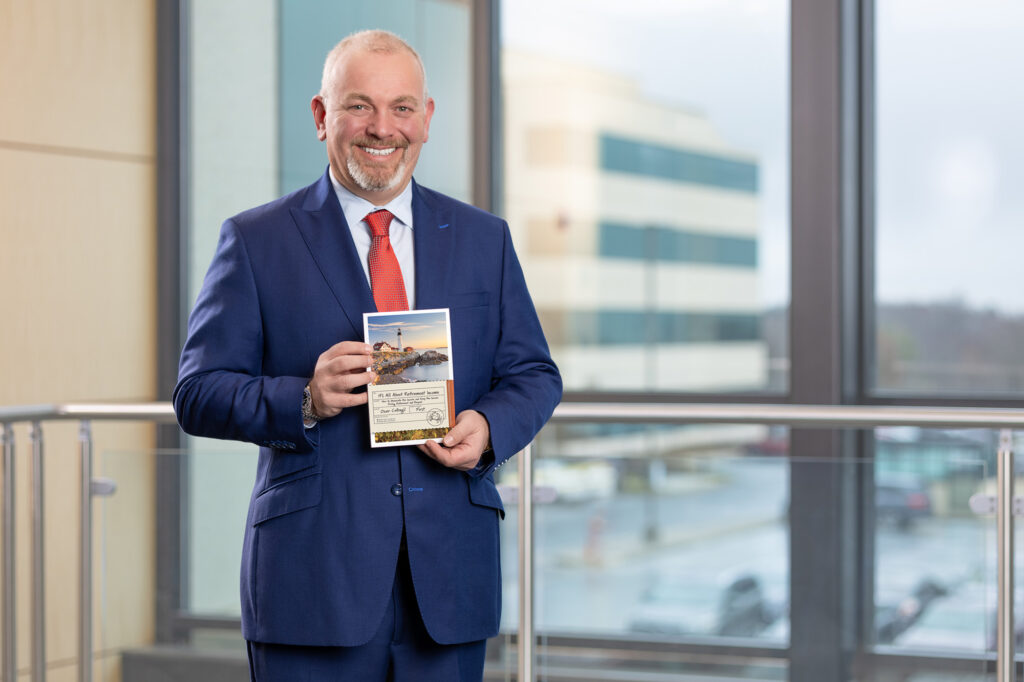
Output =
[{"x1": 363, "y1": 308, "x2": 455, "y2": 447}]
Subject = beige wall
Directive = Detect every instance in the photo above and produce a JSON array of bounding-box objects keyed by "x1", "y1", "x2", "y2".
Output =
[{"x1": 0, "y1": 1, "x2": 158, "y2": 680}]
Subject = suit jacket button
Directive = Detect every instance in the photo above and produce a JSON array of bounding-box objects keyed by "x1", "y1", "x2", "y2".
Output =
[{"x1": 391, "y1": 483, "x2": 403, "y2": 497}]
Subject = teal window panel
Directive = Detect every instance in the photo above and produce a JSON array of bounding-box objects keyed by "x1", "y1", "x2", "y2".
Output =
[
  {"x1": 600, "y1": 133, "x2": 758, "y2": 193},
  {"x1": 565, "y1": 310, "x2": 761, "y2": 345},
  {"x1": 599, "y1": 222, "x2": 757, "y2": 267}
]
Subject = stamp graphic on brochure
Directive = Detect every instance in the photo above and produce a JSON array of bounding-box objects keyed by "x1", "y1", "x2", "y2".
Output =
[{"x1": 363, "y1": 308, "x2": 455, "y2": 447}]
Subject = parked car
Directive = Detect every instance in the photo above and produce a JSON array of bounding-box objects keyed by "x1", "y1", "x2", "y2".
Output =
[
  {"x1": 876, "y1": 474, "x2": 932, "y2": 530},
  {"x1": 875, "y1": 577, "x2": 947, "y2": 643},
  {"x1": 762, "y1": 575, "x2": 946, "y2": 645},
  {"x1": 627, "y1": 573, "x2": 779, "y2": 638},
  {"x1": 895, "y1": 580, "x2": 1024, "y2": 651}
]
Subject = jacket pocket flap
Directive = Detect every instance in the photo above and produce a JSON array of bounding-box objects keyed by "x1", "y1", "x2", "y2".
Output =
[
  {"x1": 266, "y1": 449, "x2": 319, "y2": 481},
  {"x1": 467, "y1": 476, "x2": 505, "y2": 518},
  {"x1": 251, "y1": 473, "x2": 322, "y2": 526}
]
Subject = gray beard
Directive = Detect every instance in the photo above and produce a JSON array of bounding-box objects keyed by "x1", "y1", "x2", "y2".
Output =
[{"x1": 347, "y1": 155, "x2": 407, "y2": 193}]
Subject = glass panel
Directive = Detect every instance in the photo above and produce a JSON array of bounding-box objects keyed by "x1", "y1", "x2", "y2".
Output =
[
  {"x1": 510, "y1": 423, "x2": 791, "y2": 680},
  {"x1": 186, "y1": 439, "x2": 251, "y2": 617},
  {"x1": 83, "y1": 422, "x2": 1007, "y2": 679},
  {"x1": 501, "y1": 0, "x2": 791, "y2": 393},
  {"x1": 874, "y1": 428, "x2": 991, "y2": 653},
  {"x1": 874, "y1": 1, "x2": 1024, "y2": 394},
  {"x1": 516, "y1": 423, "x2": 1001, "y2": 680},
  {"x1": 97, "y1": 443, "x2": 518, "y2": 680},
  {"x1": 97, "y1": 448, "x2": 249, "y2": 680},
  {"x1": 495, "y1": 474, "x2": 521, "y2": 674}
]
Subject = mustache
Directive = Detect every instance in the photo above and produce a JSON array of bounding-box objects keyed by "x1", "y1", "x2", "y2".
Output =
[{"x1": 352, "y1": 136, "x2": 409, "y2": 150}]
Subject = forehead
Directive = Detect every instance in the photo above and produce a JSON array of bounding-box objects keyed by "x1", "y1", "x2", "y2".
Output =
[{"x1": 329, "y1": 49, "x2": 425, "y2": 101}]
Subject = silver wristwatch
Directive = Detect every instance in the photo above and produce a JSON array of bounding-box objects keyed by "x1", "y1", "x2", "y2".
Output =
[{"x1": 301, "y1": 384, "x2": 319, "y2": 427}]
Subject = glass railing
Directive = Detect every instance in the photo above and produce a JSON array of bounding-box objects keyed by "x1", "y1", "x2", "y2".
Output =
[
  {"x1": 2, "y1": 403, "x2": 1023, "y2": 682},
  {"x1": 501, "y1": 424, "x2": 999, "y2": 680}
]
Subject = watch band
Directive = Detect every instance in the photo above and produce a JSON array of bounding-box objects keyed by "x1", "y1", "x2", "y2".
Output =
[{"x1": 302, "y1": 384, "x2": 319, "y2": 427}]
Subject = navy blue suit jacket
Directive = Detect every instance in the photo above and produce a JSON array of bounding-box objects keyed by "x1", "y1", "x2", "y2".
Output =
[{"x1": 174, "y1": 170, "x2": 561, "y2": 646}]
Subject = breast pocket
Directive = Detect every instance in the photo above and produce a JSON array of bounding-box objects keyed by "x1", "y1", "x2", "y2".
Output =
[
  {"x1": 449, "y1": 292, "x2": 492, "y2": 392},
  {"x1": 448, "y1": 291, "x2": 490, "y2": 309}
]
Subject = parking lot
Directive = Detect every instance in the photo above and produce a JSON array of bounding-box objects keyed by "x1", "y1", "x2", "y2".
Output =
[{"x1": 497, "y1": 455, "x2": 1002, "y2": 651}]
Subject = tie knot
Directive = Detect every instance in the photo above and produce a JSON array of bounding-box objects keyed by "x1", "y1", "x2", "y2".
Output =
[{"x1": 365, "y1": 209, "x2": 395, "y2": 238}]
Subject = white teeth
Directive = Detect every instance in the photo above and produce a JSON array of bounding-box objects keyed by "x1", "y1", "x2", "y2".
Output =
[{"x1": 362, "y1": 147, "x2": 396, "y2": 156}]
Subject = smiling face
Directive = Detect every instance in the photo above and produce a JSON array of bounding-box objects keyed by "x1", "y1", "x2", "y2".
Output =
[{"x1": 312, "y1": 47, "x2": 434, "y2": 204}]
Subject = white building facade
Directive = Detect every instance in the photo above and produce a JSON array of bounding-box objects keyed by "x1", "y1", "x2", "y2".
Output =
[{"x1": 504, "y1": 52, "x2": 767, "y2": 392}]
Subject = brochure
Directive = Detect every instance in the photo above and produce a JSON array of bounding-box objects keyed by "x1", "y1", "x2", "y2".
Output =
[{"x1": 363, "y1": 308, "x2": 455, "y2": 447}]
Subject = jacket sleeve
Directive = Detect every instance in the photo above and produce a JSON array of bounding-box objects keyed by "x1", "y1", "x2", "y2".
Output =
[
  {"x1": 173, "y1": 218, "x2": 313, "y2": 453},
  {"x1": 470, "y1": 222, "x2": 562, "y2": 476}
]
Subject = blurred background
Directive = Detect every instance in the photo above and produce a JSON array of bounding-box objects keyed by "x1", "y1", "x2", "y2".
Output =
[{"x1": 2, "y1": 0, "x2": 1023, "y2": 680}]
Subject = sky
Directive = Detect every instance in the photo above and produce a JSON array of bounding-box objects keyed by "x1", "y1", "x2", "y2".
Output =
[
  {"x1": 366, "y1": 310, "x2": 450, "y2": 349},
  {"x1": 502, "y1": 0, "x2": 1024, "y2": 313}
]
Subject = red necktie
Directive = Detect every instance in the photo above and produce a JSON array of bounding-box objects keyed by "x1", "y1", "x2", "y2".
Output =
[{"x1": 365, "y1": 209, "x2": 409, "y2": 312}]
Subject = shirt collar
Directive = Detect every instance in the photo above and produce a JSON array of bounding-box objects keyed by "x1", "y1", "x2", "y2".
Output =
[{"x1": 328, "y1": 168, "x2": 415, "y2": 230}]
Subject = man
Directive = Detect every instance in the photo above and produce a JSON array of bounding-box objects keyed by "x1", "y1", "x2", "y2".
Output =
[{"x1": 174, "y1": 29, "x2": 561, "y2": 681}]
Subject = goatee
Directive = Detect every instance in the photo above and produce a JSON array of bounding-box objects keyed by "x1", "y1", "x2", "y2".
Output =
[{"x1": 347, "y1": 154, "x2": 407, "y2": 193}]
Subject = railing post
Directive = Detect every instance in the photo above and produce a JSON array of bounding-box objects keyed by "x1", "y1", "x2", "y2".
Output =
[
  {"x1": 997, "y1": 429, "x2": 1015, "y2": 682},
  {"x1": 79, "y1": 421, "x2": 93, "y2": 682},
  {"x1": 31, "y1": 422, "x2": 46, "y2": 682},
  {"x1": 518, "y1": 443, "x2": 534, "y2": 682},
  {"x1": 2, "y1": 424, "x2": 15, "y2": 682}
]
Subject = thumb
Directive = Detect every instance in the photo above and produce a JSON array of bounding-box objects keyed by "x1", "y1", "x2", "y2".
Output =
[
  {"x1": 442, "y1": 420, "x2": 468, "y2": 447},
  {"x1": 442, "y1": 411, "x2": 480, "y2": 447}
]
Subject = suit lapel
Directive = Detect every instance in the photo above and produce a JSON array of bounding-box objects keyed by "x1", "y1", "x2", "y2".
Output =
[
  {"x1": 291, "y1": 170, "x2": 375, "y2": 335},
  {"x1": 412, "y1": 181, "x2": 453, "y2": 310}
]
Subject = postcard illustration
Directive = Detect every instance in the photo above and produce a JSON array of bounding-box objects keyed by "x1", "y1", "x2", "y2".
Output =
[{"x1": 363, "y1": 308, "x2": 455, "y2": 447}]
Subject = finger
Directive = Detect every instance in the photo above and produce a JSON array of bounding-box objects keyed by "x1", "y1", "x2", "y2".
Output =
[
  {"x1": 310, "y1": 370, "x2": 375, "y2": 414},
  {"x1": 321, "y1": 341, "x2": 373, "y2": 361},
  {"x1": 323, "y1": 370, "x2": 376, "y2": 394},
  {"x1": 322, "y1": 351, "x2": 374, "y2": 374},
  {"x1": 321, "y1": 352, "x2": 374, "y2": 374},
  {"x1": 421, "y1": 439, "x2": 479, "y2": 471},
  {"x1": 419, "y1": 439, "x2": 450, "y2": 465},
  {"x1": 341, "y1": 391, "x2": 369, "y2": 407},
  {"x1": 317, "y1": 387, "x2": 369, "y2": 413}
]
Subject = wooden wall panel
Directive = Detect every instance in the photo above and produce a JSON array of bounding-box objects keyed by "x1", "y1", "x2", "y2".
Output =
[{"x1": 0, "y1": 1, "x2": 158, "y2": 680}]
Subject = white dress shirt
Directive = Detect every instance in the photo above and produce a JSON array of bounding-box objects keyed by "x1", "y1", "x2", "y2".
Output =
[{"x1": 329, "y1": 169, "x2": 416, "y2": 309}]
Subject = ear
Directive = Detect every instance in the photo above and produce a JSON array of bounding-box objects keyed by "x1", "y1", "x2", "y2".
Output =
[
  {"x1": 311, "y1": 95, "x2": 328, "y2": 142},
  {"x1": 422, "y1": 97, "x2": 435, "y2": 143}
]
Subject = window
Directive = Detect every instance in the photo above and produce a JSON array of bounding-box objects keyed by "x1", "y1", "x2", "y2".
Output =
[
  {"x1": 873, "y1": 0, "x2": 1024, "y2": 395},
  {"x1": 502, "y1": 0, "x2": 790, "y2": 394}
]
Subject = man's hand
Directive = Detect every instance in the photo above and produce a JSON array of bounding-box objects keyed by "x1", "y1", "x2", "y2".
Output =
[
  {"x1": 308, "y1": 341, "x2": 375, "y2": 419},
  {"x1": 419, "y1": 409, "x2": 491, "y2": 471}
]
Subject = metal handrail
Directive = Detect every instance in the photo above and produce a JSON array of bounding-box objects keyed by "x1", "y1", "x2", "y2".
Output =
[
  {"x1": 0, "y1": 402, "x2": 177, "y2": 424},
  {"x1": 1, "y1": 401, "x2": 1022, "y2": 682},
  {"x1": 1, "y1": 404, "x2": 176, "y2": 682},
  {"x1": 550, "y1": 401, "x2": 1024, "y2": 428}
]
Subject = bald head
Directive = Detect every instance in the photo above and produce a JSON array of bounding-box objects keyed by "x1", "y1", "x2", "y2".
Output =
[
  {"x1": 311, "y1": 28, "x2": 435, "y2": 204},
  {"x1": 320, "y1": 29, "x2": 428, "y2": 101}
]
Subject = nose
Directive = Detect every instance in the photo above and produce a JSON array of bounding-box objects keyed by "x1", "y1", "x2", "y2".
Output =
[{"x1": 366, "y1": 108, "x2": 396, "y2": 140}]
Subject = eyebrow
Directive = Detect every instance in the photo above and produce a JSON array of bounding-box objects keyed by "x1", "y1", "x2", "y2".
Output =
[{"x1": 344, "y1": 93, "x2": 421, "y2": 107}]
